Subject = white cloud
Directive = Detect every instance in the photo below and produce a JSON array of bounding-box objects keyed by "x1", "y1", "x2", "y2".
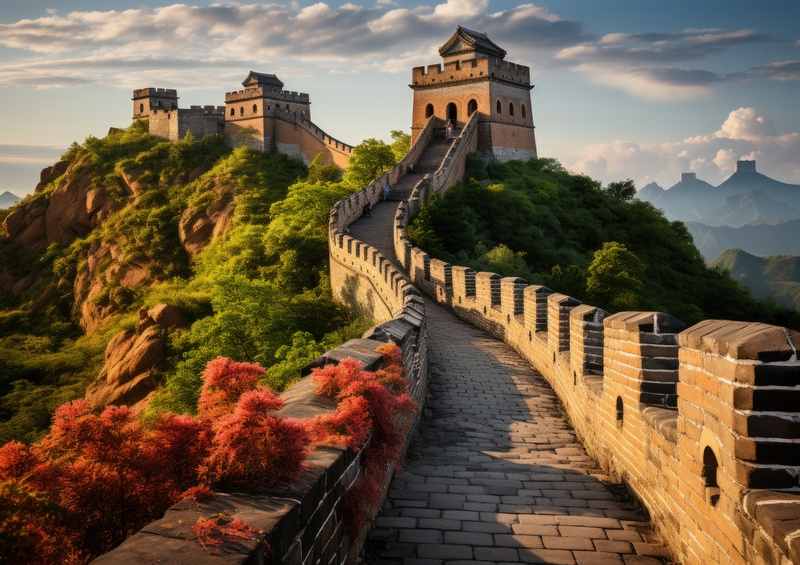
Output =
[
  {"x1": 715, "y1": 106, "x2": 776, "y2": 140},
  {"x1": 0, "y1": 3, "x2": 794, "y2": 101},
  {"x1": 0, "y1": 1, "x2": 587, "y2": 87},
  {"x1": 432, "y1": 0, "x2": 489, "y2": 20},
  {"x1": 569, "y1": 107, "x2": 800, "y2": 186},
  {"x1": 573, "y1": 63, "x2": 714, "y2": 100}
]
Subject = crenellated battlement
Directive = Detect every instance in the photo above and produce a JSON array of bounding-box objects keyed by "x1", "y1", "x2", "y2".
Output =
[
  {"x1": 387, "y1": 121, "x2": 800, "y2": 565},
  {"x1": 132, "y1": 87, "x2": 177, "y2": 100},
  {"x1": 411, "y1": 58, "x2": 489, "y2": 86},
  {"x1": 224, "y1": 87, "x2": 310, "y2": 104},
  {"x1": 411, "y1": 57, "x2": 530, "y2": 88}
]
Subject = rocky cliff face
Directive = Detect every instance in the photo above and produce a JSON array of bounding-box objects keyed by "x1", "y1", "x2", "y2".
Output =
[
  {"x1": 4, "y1": 154, "x2": 118, "y2": 250},
  {"x1": 84, "y1": 304, "x2": 186, "y2": 412},
  {"x1": 0, "y1": 132, "x2": 240, "y2": 413},
  {"x1": 179, "y1": 187, "x2": 235, "y2": 256}
]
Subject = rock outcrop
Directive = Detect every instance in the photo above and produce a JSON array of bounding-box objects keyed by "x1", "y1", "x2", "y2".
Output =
[
  {"x1": 84, "y1": 304, "x2": 187, "y2": 412},
  {"x1": 73, "y1": 240, "x2": 158, "y2": 332},
  {"x1": 4, "y1": 156, "x2": 123, "y2": 250},
  {"x1": 35, "y1": 159, "x2": 69, "y2": 192},
  {"x1": 178, "y1": 191, "x2": 234, "y2": 256}
]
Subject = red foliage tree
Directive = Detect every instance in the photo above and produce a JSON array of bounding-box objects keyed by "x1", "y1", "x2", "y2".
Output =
[
  {"x1": 201, "y1": 389, "x2": 310, "y2": 489},
  {"x1": 311, "y1": 343, "x2": 416, "y2": 534},
  {"x1": 0, "y1": 343, "x2": 417, "y2": 563},
  {"x1": 198, "y1": 357, "x2": 265, "y2": 420},
  {"x1": 307, "y1": 395, "x2": 372, "y2": 449}
]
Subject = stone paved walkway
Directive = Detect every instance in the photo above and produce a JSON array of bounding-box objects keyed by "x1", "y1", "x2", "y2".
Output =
[{"x1": 349, "y1": 142, "x2": 670, "y2": 565}]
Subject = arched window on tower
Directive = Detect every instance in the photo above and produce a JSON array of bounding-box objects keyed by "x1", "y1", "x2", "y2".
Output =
[
  {"x1": 702, "y1": 447, "x2": 720, "y2": 506},
  {"x1": 252, "y1": 104, "x2": 257, "y2": 114},
  {"x1": 230, "y1": 108, "x2": 235, "y2": 117},
  {"x1": 467, "y1": 99, "x2": 478, "y2": 116},
  {"x1": 509, "y1": 102, "x2": 515, "y2": 116},
  {"x1": 139, "y1": 103, "x2": 144, "y2": 114},
  {"x1": 425, "y1": 103, "x2": 434, "y2": 118},
  {"x1": 522, "y1": 104, "x2": 527, "y2": 118},
  {"x1": 239, "y1": 106, "x2": 244, "y2": 116},
  {"x1": 446, "y1": 102, "x2": 457, "y2": 122},
  {"x1": 496, "y1": 99, "x2": 502, "y2": 114}
]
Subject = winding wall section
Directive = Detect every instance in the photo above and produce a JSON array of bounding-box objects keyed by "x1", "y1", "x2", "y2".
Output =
[{"x1": 387, "y1": 117, "x2": 800, "y2": 564}]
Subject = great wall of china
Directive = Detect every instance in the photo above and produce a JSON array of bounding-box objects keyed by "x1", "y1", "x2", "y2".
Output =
[{"x1": 94, "y1": 28, "x2": 799, "y2": 565}]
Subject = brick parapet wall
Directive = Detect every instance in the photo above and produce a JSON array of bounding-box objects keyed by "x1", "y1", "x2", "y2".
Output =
[
  {"x1": 392, "y1": 132, "x2": 800, "y2": 564},
  {"x1": 269, "y1": 108, "x2": 353, "y2": 154},
  {"x1": 93, "y1": 325, "x2": 428, "y2": 564}
]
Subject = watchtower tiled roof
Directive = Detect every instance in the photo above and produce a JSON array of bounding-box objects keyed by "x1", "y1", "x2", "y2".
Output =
[
  {"x1": 438, "y1": 26, "x2": 507, "y2": 59},
  {"x1": 242, "y1": 71, "x2": 284, "y2": 89}
]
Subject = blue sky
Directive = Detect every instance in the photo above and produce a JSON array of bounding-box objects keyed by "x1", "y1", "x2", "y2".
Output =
[{"x1": 1, "y1": 0, "x2": 799, "y2": 195}]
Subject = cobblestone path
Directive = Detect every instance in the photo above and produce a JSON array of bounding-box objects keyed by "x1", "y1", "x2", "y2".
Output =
[{"x1": 349, "y1": 146, "x2": 669, "y2": 565}]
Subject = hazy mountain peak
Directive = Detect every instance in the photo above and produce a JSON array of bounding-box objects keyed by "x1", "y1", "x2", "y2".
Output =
[{"x1": 0, "y1": 191, "x2": 21, "y2": 209}]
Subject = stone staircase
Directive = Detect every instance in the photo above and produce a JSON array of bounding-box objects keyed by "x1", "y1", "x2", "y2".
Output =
[{"x1": 387, "y1": 135, "x2": 456, "y2": 202}]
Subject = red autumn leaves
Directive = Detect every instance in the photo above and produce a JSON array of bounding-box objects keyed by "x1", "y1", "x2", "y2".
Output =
[{"x1": 0, "y1": 343, "x2": 414, "y2": 564}]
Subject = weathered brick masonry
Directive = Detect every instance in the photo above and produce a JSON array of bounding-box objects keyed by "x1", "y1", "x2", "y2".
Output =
[
  {"x1": 133, "y1": 72, "x2": 353, "y2": 168},
  {"x1": 392, "y1": 117, "x2": 800, "y2": 564}
]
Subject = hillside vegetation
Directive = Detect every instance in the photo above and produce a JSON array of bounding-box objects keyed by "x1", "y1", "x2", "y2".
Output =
[
  {"x1": 713, "y1": 249, "x2": 800, "y2": 312},
  {"x1": 0, "y1": 123, "x2": 408, "y2": 444},
  {"x1": 408, "y1": 157, "x2": 800, "y2": 328}
]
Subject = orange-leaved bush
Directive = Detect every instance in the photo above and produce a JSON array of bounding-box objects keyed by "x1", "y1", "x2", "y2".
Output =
[
  {"x1": 198, "y1": 357, "x2": 266, "y2": 420},
  {"x1": 310, "y1": 343, "x2": 416, "y2": 534},
  {"x1": 0, "y1": 356, "x2": 309, "y2": 564},
  {"x1": 0, "y1": 344, "x2": 416, "y2": 563},
  {"x1": 201, "y1": 389, "x2": 310, "y2": 489}
]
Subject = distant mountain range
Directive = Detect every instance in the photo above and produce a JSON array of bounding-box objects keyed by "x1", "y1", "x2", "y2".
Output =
[
  {"x1": 637, "y1": 160, "x2": 800, "y2": 261},
  {"x1": 637, "y1": 161, "x2": 800, "y2": 227},
  {"x1": 686, "y1": 220, "x2": 800, "y2": 261},
  {"x1": 713, "y1": 249, "x2": 800, "y2": 312},
  {"x1": 0, "y1": 191, "x2": 20, "y2": 209}
]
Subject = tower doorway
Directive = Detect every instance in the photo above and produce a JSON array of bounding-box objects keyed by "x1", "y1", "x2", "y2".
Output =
[{"x1": 446, "y1": 102, "x2": 457, "y2": 123}]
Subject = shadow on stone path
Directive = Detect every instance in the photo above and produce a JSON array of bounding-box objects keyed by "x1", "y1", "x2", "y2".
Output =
[{"x1": 347, "y1": 147, "x2": 671, "y2": 565}]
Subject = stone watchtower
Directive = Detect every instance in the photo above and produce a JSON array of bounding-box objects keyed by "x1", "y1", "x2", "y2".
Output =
[
  {"x1": 224, "y1": 71, "x2": 311, "y2": 152},
  {"x1": 132, "y1": 88, "x2": 178, "y2": 121},
  {"x1": 410, "y1": 27, "x2": 537, "y2": 161}
]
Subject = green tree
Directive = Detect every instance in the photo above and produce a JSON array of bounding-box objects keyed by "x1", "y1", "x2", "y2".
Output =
[
  {"x1": 343, "y1": 138, "x2": 396, "y2": 188},
  {"x1": 605, "y1": 179, "x2": 636, "y2": 201},
  {"x1": 389, "y1": 130, "x2": 411, "y2": 162},
  {"x1": 586, "y1": 242, "x2": 645, "y2": 310},
  {"x1": 306, "y1": 154, "x2": 342, "y2": 184}
]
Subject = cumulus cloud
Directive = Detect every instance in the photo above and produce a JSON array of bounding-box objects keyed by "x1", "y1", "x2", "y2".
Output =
[
  {"x1": 569, "y1": 107, "x2": 800, "y2": 187},
  {"x1": 0, "y1": 1, "x2": 587, "y2": 88},
  {"x1": 0, "y1": 2, "x2": 794, "y2": 101}
]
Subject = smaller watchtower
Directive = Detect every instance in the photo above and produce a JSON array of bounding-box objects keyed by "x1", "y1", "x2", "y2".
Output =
[
  {"x1": 224, "y1": 71, "x2": 311, "y2": 152},
  {"x1": 132, "y1": 88, "x2": 178, "y2": 120}
]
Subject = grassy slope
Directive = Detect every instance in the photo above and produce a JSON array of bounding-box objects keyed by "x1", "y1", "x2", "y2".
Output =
[{"x1": 0, "y1": 124, "x2": 368, "y2": 443}]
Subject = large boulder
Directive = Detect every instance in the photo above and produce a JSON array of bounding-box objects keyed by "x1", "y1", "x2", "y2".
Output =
[
  {"x1": 84, "y1": 304, "x2": 187, "y2": 411},
  {"x1": 84, "y1": 325, "x2": 165, "y2": 412},
  {"x1": 44, "y1": 168, "x2": 96, "y2": 244},
  {"x1": 2, "y1": 199, "x2": 48, "y2": 249},
  {"x1": 179, "y1": 196, "x2": 234, "y2": 256},
  {"x1": 35, "y1": 160, "x2": 69, "y2": 193}
]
